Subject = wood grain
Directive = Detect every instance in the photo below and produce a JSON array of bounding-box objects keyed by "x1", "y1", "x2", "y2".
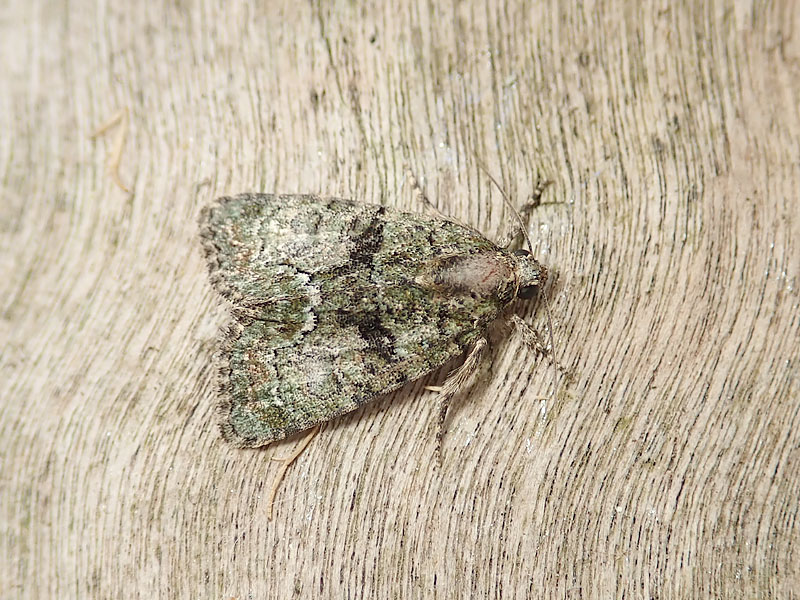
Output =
[{"x1": 1, "y1": 1, "x2": 798, "y2": 598}]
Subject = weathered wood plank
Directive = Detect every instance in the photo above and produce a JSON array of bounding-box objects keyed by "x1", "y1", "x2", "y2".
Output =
[{"x1": 1, "y1": 1, "x2": 798, "y2": 597}]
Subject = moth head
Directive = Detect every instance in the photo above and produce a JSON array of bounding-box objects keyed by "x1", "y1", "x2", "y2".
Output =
[{"x1": 512, "y1": 248, "x2": 547, "y2": 300}]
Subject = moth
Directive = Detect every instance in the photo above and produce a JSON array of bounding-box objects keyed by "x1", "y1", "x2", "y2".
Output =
[{"x1": 200, "y1": 191, "x2": 553, "y2": 513}]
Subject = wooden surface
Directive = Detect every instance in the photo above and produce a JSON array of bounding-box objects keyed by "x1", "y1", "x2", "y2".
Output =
[{"x1": 2, "y1": 1, "x2": 799, "y2": 598}]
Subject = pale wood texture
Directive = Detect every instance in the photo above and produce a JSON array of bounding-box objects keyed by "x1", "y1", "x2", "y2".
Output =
[{"x1": 2, "y1": 1, "x2": 798, "y2": 598}]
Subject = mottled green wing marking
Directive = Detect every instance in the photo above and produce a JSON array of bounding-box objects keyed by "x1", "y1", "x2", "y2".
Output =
[{"x1": 200, "y1": 194, "x2": 505, "y2": 447}]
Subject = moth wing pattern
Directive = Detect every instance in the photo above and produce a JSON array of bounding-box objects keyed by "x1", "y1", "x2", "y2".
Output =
[{"x1": 200, "y1": 194, "x2": 508, "y2": 447}]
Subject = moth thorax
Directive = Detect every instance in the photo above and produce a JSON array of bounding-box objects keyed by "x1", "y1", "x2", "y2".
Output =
[{"x1": 429, "y1": 252, "x2": 514, "y2": 298}]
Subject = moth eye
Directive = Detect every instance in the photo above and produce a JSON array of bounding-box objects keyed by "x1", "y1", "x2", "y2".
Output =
[
  {"x1": 512, "y1": 248, "x2": 530, "y2": 257},
  {"x1": 518, "y1": 285, "x2": 538, "y2": 299}
]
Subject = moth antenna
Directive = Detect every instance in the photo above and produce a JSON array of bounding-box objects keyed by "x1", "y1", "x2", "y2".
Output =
[
  {"x1": 474, "y1": 158, "x2": 559, "y2": 411},
  {"x1": 473, "y1": 158, "x2": 535, "y2": 255}
]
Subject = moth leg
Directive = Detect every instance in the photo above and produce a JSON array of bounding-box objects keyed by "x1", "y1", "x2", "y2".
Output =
[
  {"x1": 509, "y1": 314, "x2": 566, "y2": 375},
  {"x1": 522, "y1": 178, "x2": 554, "y2": 212},
  {"x1": 90, "y1": 107, "x2": 130, "y2": 193},
  {"x1": 497, "y1": 225, "x2": 523, "y2": 249},
  {"x1": 498, "y1": 179, "x2": 554, "y2": 248},
  {"x1": 509, "y1": 314, "x2": 551, "y2": 357},
  {"x1": 266, "y1": 425, "x2": 320, "y2": 520},
  {"x1": 434, "y1": 337, "x2": 487, "y2": 463},
  {"x1": 404, "y1": 165, "x2": 449, "y2": 220}
]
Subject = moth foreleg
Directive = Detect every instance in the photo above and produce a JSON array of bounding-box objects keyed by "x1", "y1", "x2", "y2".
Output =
[
  {"x1": 509, "y1": 314, "x2": 551, "y2": 358},
  {"x1": 523, "y1": 178, "x2": 554, "y2": 212},
  {"x1": 434, "y1": 337, "x2": 487, "y2": 463},
  {"x1": 497, "y1": 224, "x2": 523, "y2": 249},
  {"x1": 509, "y1": 314, "x2": 566, "y2": 376}
]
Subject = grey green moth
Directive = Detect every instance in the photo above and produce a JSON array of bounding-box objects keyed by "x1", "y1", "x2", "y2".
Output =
[{"x1": 199, "y1": 192, "x2": 551, "y2": 462}]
